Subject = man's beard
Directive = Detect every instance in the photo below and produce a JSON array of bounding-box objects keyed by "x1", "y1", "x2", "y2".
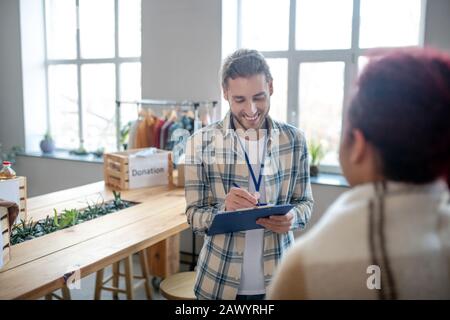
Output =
[{"x1": 231, "y1": 105, "x2": 270, "y2": 132}]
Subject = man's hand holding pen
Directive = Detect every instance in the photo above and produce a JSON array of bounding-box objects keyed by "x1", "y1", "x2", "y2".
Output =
[{"x1": 224, "y1": 187, "x2": 260, "y2": 212}]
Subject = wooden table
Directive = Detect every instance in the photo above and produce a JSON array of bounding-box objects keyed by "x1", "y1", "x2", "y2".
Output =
[{"x1": 0, "y1": 181, "x2": 189, "y2": 299}]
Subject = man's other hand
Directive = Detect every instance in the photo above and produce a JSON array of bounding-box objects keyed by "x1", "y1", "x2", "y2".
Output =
[{"x1": 256, "y1": 211, "x2": 294, "y2": 234}]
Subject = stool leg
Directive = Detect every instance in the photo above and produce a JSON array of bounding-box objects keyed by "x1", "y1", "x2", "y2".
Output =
[
  {"x1": 94, "y1": 268, "x2": 104, "y2": 300},
  {"x1": 139, "y1": 250, "x2": 153, "y2": 300},
  {"x1": 124, "y1": 255, "x2": 134, "y2": 300},
  {"x1": 61, "y1": 286, "x2": 71, "y2": 300},
  {"x1": 112, "y1": 262, "x2": 120, "y2": 300},
  {"x1": 45, "y1": 294, "x2": 52, "y2": 300}
]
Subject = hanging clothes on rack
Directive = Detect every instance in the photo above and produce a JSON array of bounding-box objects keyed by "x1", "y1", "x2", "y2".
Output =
[
  {"x1": 117, "y1": 99, "x2": 218, "y2": 151},
  {"x1": 135, "y1": 110, "x2": 158, "y2": 148},
  {"x1": 160, "y1": 110, "x2": 177, "y2": 150},
  {"x1": 153, "y1": 117, "x2": 166, "y2": 149},
  {"x1": 127, "y1": 118, "x2": 140, "y2": 150}
]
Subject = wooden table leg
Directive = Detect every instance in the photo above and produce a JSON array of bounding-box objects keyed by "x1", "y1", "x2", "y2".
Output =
[
  {"x1": 124, "y1": 255, "x2": 134, "y2": 300},
  {"x1": 94, "y1": 268, "x2": 104, "y2": 300},
  {"x1": 139, "y1": 250, "x2": 153, "y2": 300},
  {"x1": 146, "y1": 234, "x2": 180, "y2": 278},
  {"x1": 112, "y1": 262, "x2": 120, "y2": 300},
  {"x1": 61, "y1": 286, "x2": 71, "y2": 300}
]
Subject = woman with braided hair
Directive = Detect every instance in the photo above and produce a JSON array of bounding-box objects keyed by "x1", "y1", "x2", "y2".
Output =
[{"x1": 267, "y1": 48, "x2": 450, "y2": 299}]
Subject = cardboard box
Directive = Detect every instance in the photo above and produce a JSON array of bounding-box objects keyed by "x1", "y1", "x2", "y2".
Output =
[
  {"x1": 104, "y1": 148, "x2": 174, "y2": 190},
  {"x1": 0, "y1": 176, "x2": 27, "y2": 222}
]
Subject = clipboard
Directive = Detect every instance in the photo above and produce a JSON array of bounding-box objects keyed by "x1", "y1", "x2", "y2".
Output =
[{"x1": 206, "y1": 204, "x2": 295, "y2": 236}]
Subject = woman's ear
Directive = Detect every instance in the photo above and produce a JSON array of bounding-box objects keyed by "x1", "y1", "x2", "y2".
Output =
[
  {"x1": 268, "y1": 80, "x2": 274, "y2": 96},
  {"x1": 350, "y1": 129, "x2": 368, "y2": 164}
]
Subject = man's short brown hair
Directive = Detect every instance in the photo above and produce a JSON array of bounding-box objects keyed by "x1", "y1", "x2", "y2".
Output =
[{"x1": 220, "y1": 49, "x2": 273, "y2": 89}]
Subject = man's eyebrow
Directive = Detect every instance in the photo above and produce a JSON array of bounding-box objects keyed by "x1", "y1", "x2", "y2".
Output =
[
  {"x1": 253, "y1": 92, "x2": 267, "y2": 98},
  {"x1": 231, "y1": 92, "x2": 266, "y2": 99}
]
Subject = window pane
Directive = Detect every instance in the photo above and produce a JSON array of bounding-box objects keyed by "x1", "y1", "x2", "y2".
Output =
[
  {"x1": 48, "y1": 65, "x2": 79, "y2": 149},
  {"x1": 241, "y1": 0, "x2": 290, "y2": 51},
  {"x1": 267, "y1": 58, "x2": 288, "y2": 122},
  {"x1": 79, "y1": 0, "x2": 115, "y2": 58},
  {"x1": 359, "y1": 0, "x2": 422, "y2": 48},
  {"x1": 45, "y1": 0, "x2": 77, "y2": 59},
  {"x1": 119, "y1": 0, "x2": 141, "y2": 57},
  {"x1": 299, "y1": 62, "x2": 345, "y2": 166},
  {"x1": 120, "y1": 62, "x2": 141, "y2": 125},
  {"x1": 81, "y1": 64, "x2": 116, "y2": 152},
  {"x1": 296, "y1": 0, "x2": 353, "y2": 50}
]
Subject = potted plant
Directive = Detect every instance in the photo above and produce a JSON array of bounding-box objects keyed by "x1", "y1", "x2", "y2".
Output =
[
  {"x1": 69, "y1": 144, "x2": 89, "y2": 156},
  {"x1": 308, "y1": 139, "x2": 325, "y2": 177},
  {"x1": 92, "y1": 147, "x2": 105, "y2": 158},
  {"x1": 40, "y1": 131, "x2": 55, "y2": 154},
  {"x1": 120, "y1": 121, "x2": 132, "y2": 151},
  {"x1": 0, "y1": 144, "x2": 24, "y2": 164}
]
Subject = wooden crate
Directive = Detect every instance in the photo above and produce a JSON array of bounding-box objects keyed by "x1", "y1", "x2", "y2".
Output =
[
  {"x1": 104, "y1": 149, "x2": 174, "y2": 190},
  {"x1": 1, "y1": 207, "x2": 11, "y2": 270},
  {"x1": 0, "y1": 176, "x2": 27, "y2": 222},
  {"x1": 175, "y1": 154, "x2": 185, "y2": 187}
]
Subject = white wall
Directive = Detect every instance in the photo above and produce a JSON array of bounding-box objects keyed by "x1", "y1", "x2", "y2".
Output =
[
  {"x1": 141, "y1": 0, "x2": 222, "y2": 102},
  {"x1": 424, "y1": 0, "x2": 450, "y2": 51},
  {"x1": 15, "y1": 155, "x2": 104, "y2": 197}
]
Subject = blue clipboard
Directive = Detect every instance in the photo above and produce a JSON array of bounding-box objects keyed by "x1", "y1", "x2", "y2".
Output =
[{"x1": 206, "y1": 204, "x2": 295, "y2": 236}]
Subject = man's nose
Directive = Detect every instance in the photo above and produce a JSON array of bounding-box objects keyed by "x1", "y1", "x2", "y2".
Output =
[{"x1": 245, "y1": 101, "x2": 258, "y2": 114}]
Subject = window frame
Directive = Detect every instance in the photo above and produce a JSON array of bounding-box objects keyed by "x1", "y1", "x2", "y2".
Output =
[
  {"x1": 229, "y1": 0, "x2": 427, "y2": 173},
  {"x1": 43, "y1": 0, "x2": 141, "y2": 151}
]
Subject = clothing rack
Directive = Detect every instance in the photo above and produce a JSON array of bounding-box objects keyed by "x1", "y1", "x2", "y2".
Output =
[{"x1": 115, "y1": 99, "x2": 218, "y2": 150}]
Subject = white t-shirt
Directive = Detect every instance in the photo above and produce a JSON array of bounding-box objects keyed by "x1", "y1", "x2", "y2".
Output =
[{"x1": 236, "y1": 135, "x2": 267, "y2": 295}]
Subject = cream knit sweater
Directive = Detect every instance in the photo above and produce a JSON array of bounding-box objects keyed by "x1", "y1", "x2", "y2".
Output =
[{"x1": 268, "y1": 180, "x2": 450, "y2": 299}]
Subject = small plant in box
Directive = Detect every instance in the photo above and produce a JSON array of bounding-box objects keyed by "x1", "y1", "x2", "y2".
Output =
[{"x1": 10, "y1": 192, "x2": 137, "y2": 245}]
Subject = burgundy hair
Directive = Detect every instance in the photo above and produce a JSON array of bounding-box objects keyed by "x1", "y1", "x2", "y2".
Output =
[{"x1": 348, "y1": 48, "x2": 450, "y2": 188}]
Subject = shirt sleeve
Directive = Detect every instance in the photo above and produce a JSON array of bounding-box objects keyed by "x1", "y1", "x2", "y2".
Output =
[
  {"x1": 289, "y1": 130, "x2": 314, "y2": 231},
  {"x1": 184, "y1": 133, "x2": 225, "y2": 236}
]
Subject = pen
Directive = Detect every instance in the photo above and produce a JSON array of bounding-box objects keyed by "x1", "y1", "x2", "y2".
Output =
[{"x1": 231, "y1": 182, "x2": 267, "y2": 206}]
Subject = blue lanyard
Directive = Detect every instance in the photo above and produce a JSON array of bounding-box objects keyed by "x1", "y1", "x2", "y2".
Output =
[
  {"x1": 230, "y1": 117, "x2": 267, "y2": 192},
  {"x1": 233, "y1": 122, "x2": 268, "y2": 193}
]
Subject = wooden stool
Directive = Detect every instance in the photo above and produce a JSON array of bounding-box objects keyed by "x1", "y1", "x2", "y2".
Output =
[
  {"x1": 160, "y1": 271, "x2": 196, "y2": 300},
  {"x1": 94, "y1": 250, "x2": 152, "y2": 300},
  {"x1": 45, "y1": 286, "x2": 71, "y2": 300}
]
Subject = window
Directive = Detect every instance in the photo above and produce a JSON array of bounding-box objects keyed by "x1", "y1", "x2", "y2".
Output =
[
  {"x1": 222, "y1": 0, "x2": 425, "y2": 169},
  {"x1": 45, "y1": 0, "x2": 141, "y2": 152}
]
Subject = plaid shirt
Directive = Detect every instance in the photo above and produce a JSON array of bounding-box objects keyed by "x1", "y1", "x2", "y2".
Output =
[{"x1": 184, "y1": 112, "x2": 314, "y2": 300}]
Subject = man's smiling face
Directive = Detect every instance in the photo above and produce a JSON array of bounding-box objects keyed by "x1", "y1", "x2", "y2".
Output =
[{"x1": 224, "y1": 74, "x2": 273, "y2": 130}]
